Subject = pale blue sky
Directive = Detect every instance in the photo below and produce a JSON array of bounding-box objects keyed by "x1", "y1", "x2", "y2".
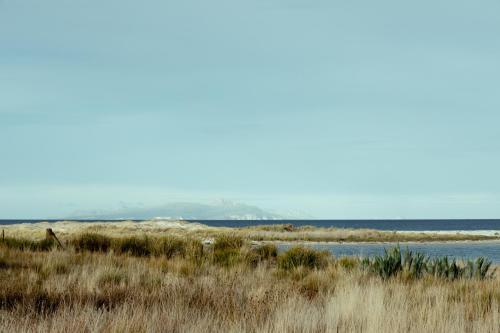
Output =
[{"x1": 1, "y1": 0, "x2": 500, "y2": 218}]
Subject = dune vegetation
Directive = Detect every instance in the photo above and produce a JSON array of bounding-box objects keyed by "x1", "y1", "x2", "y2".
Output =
[
  {"x1": 1, "y1": 233, "x2": 499, "y2": 333},
  {"x1": 2, "y1": 220, "x2": 499, "y2": 243}
]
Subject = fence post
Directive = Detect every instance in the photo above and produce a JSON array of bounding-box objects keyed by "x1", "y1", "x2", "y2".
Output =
[{"x1": 46, "y1": 228, "x2": 64, "y2": 249}]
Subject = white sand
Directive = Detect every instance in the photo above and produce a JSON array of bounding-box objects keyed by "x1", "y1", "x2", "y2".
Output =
[{"x1": 399, "y1": 230, "x2": 500, "y2": 236}]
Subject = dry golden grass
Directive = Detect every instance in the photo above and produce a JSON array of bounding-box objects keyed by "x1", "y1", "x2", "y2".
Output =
[
  {"x1": 230, "y1": 227, "x2": 498, "y2": 242},
  {"x1": 1, "y1": 235, "x2": 499, "y2": 333},
  {"x1": 2, "y1": 220, "x2": 498, "y2": 243},
  {"x1": 0, "y1": 220, "x2": 210, "y2": 239}
]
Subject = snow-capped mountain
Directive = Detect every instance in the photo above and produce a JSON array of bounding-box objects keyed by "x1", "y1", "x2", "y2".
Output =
[{"x1": 69, "y1": 200, "x2": 306, "y2": 220}]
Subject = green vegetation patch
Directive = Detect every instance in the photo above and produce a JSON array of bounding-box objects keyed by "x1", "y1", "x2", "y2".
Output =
[
  {"x1": 245, "y1": 244, "x2": 278, "y2": 267},
  {"x1": 277, "y1": 246, "x2": 329, "y2": 270},
  {"x1": 112, "y1": 237, "x2": 151, "y2": 257},
  {"x1": 1, "y1": 237, "x2": 56, "y2": 252},
  {"x1": 362, "y1": 246, "x2": 495, "y2": 280},
  {"x1": 213, "y1": 234, "x2": 244, "y2": 251},
  {"x1": 72, "y1": 233, "x2": 112, "y2": 252},
  {"x1": 211, "y1": 235, "x2": 245, "y2": 267},
  {"x1": 153, "y1": 236, "x2": 187, "y2": 258}
]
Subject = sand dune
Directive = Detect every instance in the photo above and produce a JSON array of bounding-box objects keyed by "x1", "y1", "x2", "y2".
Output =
[{"x1": 2, "y1": 220, "x2": 499, "y2": 243}]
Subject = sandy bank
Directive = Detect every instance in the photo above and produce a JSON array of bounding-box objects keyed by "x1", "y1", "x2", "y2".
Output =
[
  {"x1": 399, "y1": 230, "x2": 500, "y2": 237},
  {"x1": 1, "y1": 219, "x2": 209, "y2": 239},
  {"x1": 2, "y1": 220, "x2": 500, "y2": 243}
]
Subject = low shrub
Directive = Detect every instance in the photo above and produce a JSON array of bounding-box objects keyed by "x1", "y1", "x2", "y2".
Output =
[{"x1": 277, "y1": 246, "x2": 329, "y2": 270}]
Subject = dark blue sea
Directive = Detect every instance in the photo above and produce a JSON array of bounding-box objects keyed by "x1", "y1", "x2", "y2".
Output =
[
  {"x1": 193, "y1": 219, "x2": 500, "y2": 231},
  {"x1": 1, "y1": 219, "x2": 500, "y2": 230},
  {"x1": 2, "y1": 219, "x2": 500, "y2": 262},
  {"x1": 279, "y1": 242, "x2": 500, "y2": 263}
]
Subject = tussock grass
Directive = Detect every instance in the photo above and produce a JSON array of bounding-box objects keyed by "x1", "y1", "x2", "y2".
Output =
[
  {"x1": 213, "y1": 234, "x2": 244, "y2": 251},
  {"x1": 0, "y1": 235, "x2": 499, "y2": 332},
  {"x1": 185, "y1": 238, "x2": 204, "y2": 262},
  {"x1": 254, "y1": 243, "x2": 278, "y2": 260},
  {"x1": 243, "y1": 244, "x2": 278, "y2": 267},
  {"x1": 153, "y1": 236, "x2": 187, "y2": 258},
  {"x1": 211, "y1": 235, "x2": 244, "y2": 267},
  {"x1": 277, "y1": 246, "x2": 329, "y2": 270},
  {"x1": 1, "y1": 237, "x2": 56, "y2": 251},
  {"x1": 112, "y1": 237, "x2": 152, "y2": 257},
  {"x1": 70, "y1": 233, "x2": 204, "y2": 261},
  {"x1": 71, "y1": 233, "x2": 111, "y2": 252},
  {"x1": 337, "y1": 257, "x2": 359, "y2": 271}
]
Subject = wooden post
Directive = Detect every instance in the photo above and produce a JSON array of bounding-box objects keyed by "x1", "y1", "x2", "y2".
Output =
[
  {"x1": 1, "y1": 229, "x2": 4, "y2": 242},
  {"x1": 46, "y1": 228, "x2": 64, "y2": 249}
]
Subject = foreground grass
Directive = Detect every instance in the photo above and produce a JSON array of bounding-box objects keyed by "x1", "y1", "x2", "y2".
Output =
[{"x1": 0, "y1": 234, "x2": 499, "y2": 332}]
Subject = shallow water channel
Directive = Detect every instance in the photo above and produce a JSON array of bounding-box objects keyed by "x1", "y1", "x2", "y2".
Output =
[{"x1": 279, "y1": 241, "x2": 500, "y2": 263}]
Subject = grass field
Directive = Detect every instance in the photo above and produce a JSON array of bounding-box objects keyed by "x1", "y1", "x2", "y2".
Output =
[{"x1": 1, "y1": 233, "x2": 499, "y2": 333}]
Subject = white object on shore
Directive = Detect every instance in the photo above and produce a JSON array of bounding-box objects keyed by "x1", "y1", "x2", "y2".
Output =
[{"x1": 203, "y1": 239, "x2": 214, "y2": 245}]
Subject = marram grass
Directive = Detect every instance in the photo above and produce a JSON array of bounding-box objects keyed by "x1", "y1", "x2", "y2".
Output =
[{"x1": 0, "y1": 234, "x2": 499, "y2": 333}]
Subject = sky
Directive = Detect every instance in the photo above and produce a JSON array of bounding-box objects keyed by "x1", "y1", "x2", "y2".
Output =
[{"x1": 1, "y1": 0, "x2": 500, "y2": 219}]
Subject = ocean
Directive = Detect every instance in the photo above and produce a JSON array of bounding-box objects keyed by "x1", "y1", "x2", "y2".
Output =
[
  {"x1": 2, "y1": 219, "x2": 500, "y2": 230},
  {"x1": 192, "y1": 219, "x2": 500, "y2": 231}
]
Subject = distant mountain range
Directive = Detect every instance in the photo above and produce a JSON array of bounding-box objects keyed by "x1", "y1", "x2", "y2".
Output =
[{"x1": 68, "y1": 200, "x2": 310, "y2": 220}]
